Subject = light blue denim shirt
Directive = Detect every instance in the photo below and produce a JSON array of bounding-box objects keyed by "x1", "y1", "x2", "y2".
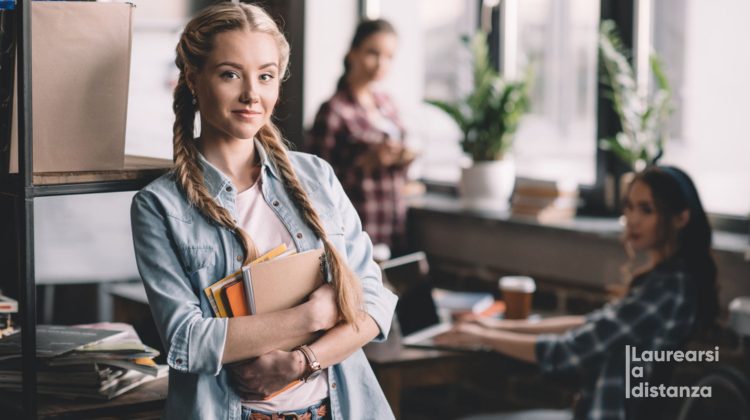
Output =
[{"x1": 130, "y1": 141, "x2": 398, "y2": 420}]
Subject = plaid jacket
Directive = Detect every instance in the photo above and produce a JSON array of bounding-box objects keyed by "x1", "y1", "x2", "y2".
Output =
[
  {"x1": 307, "y1": 88, "x2": 408, "y2": 249},
  {"x1": 536, "y1": 259, "x2": 697, "y2": 420}
]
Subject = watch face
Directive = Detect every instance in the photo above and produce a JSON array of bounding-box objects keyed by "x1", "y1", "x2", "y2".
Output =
[{"x1": 306, "y1": 367, "x2": 322, "y2": 382}]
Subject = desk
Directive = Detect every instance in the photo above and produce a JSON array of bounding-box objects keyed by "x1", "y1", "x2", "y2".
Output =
[{"x1": 364, "y1": 334, "x2": 522, "y2": 419}]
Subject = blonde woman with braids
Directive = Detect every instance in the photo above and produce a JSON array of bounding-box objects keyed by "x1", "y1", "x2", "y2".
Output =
[{"x1": 130, "y1": 3, "x2": 397, "y2": 419}]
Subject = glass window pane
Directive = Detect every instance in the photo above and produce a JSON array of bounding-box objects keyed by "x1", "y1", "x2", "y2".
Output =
[
  {"x1": 512, "y1": 0, "x2": 599, "y2": 185},
  {"x1": 653, "y1": 0, "x2": 750, "y2": 216}
]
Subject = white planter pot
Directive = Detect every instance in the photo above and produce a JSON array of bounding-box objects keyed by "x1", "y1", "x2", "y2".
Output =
[{"x1": 459, "y1": 159, "x2": 516, "y2": 211}]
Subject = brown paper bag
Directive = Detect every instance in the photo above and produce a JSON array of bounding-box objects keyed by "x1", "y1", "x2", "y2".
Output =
[{"x1": 9, "y1": 2, "x2": 133, "y2": 173}]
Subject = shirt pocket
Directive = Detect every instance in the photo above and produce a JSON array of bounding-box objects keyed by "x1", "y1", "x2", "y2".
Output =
[
  {"x1": 320, "y1": 208, "x2": 347, "y2": 256},
  {"x1": 177, "y1": 246, "x2": 215, "y2": 273}
]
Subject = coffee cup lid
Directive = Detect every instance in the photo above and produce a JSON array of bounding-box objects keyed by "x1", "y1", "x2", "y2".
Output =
[{"x1": 499, "y1": 276, "x2": 536, "y2": 293}]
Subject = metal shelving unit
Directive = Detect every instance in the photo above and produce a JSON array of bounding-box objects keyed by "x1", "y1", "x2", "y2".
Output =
[{"x1": 0, "y1": 1, "x2": 170, "y2": 417}]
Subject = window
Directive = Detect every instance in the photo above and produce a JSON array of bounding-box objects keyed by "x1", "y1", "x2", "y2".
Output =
[
  {"x1": 375, "y1": 0, "x2": 601, "y2": 186},
  {"x1": 652, "y1": 0, "x2": 750, "y2": 217},
  {"x1": 124, "y1": 0, "x2": 187, "y2": 160},
  {"x1": 510, "y1": 0, "x2": 600, "y2": 185},
  {"x1": 371, "y1": 0, "x2": 477, "y2": 184}
]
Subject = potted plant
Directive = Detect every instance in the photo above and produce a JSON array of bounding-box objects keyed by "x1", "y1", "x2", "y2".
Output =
[
  {"x1": 426, "y1": 32, "x2": 531, "y2": 210},
  {"x1": 598, "y1": 20, "x2": 673, "y2": 174}
]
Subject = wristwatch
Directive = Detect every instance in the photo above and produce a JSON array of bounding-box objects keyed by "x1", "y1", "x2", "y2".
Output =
[{"x1": 295, "y1": 345, "x2": 322, "y2": 382}]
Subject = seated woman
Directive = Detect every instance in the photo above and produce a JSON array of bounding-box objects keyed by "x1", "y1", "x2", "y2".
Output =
[{"x1": 436, "y1": 166, "x2": 719, "y2": 420}]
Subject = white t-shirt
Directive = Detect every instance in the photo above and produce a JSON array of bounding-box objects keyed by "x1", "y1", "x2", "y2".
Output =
[{"x1": 235, "y1": 178, "x2": 328, "y2": 411}]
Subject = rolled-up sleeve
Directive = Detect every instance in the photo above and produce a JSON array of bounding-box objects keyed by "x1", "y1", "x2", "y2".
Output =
[
  {"x1": 536, "y1": 275, "x2": 690, "y2": 375},
  {"x1": 130, "y1": 190, "x2": 227, "y2": 375},
  {"x1": 325, "y1": 161, "x2": 398, "y2": 341}
]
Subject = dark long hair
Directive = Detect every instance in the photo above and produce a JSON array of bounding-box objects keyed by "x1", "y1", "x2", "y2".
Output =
[
  {"x1": 629, "y1": 166, "x2": 718, "y2": 327},
  {"x1": 335, "y1": 19, "x2": 396, "y2": 92}
]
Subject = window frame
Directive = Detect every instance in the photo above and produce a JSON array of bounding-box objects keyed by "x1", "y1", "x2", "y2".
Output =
[{"x1": 487, "y1": 0, "x2": 747, "y2": 232}]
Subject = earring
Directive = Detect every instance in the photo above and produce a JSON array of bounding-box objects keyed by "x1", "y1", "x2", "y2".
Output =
[{"x1": 191, "y1": 90, "x2": 197, "y2": 105}]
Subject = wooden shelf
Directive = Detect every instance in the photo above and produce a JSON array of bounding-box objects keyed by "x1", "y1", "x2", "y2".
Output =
[
  {"x1": 0, "y1": 376, "x2": 168, "y2": 419},
  {"x1": 31, "y1": 155, "x2": 172, "y2": 186}
]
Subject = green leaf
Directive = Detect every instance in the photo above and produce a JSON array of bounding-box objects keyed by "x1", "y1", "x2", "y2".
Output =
[
  {"x1": 423, "y1": 31, "x2": 531, "y2": 161},
  {"x1": 597, "y1": 20, "x2": 674, "y2": 168}
]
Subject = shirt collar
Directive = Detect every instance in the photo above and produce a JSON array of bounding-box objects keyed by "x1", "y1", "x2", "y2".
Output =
[{"x1": 196, "y1": 138, "x2": 280, "y2": 199}]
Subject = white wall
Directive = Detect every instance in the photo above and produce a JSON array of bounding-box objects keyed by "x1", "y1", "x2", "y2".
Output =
[
  {"x1": 303, "y1": 0, "x2": 358, "y2": 127},
  {"x1": 658, "y1": 0, "x2": 750, "y2": 215}
]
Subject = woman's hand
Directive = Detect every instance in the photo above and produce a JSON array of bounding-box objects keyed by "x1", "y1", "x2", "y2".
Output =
[
  {"x1": 227, "y1": 349, "x2": 306, "y2": 400},
  {"x1": 306, "y1": 283, "x2": 340, "y2": 331},
  {"x1": 432, "y1": 322, "x2": 490, "y2": 351}
]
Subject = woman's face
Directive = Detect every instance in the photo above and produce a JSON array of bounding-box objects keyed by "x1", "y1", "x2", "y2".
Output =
[
  {"x1": 190, "y1": 30, "x2": 280, "y2": 142},
  {"x1": 348, "y1": 32, "x2": 397, "y2": 83},
  {"x1": 623, "y1": 180, "x2": 662, "y2": 252}
]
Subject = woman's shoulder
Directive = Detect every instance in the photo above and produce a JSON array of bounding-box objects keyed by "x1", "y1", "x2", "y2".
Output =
[
  {"x1": 287, "y1": 151, "x2": 335, "y2": 179},
  {"x1": 319, "y1": 90, "x2": 358, "y2": 116},
  {"x1": 132, "y1": 171, "x2": 189, "y2": 215},
  {"x1": 634, "y1": 258, "x2": 692, "y2": 293}
]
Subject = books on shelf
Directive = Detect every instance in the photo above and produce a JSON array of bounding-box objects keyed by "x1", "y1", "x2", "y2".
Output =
[
  {"x1": 511, "y1": 176, "x2": 579, "y2": 223},
  {"x1": 0, "y1": 322, "x2": 167, "y2": 400},
  {"x1": 0, "y1": 294, "x2": 17, "y2": 314},
  {"x1": 0, "y1": 363, "x2": 167, "y2": 400},
  {"x1": 0, "y1": 325, "x2": 126, "y2": 360}
]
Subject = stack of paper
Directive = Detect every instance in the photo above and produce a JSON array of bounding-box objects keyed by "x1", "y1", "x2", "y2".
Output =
[
  {"x1": 432, "y1": 288, "x2": 495, "y2": 314},
  {"x1": 0, "y1": 322, "x2": 167, "y2": 400}
]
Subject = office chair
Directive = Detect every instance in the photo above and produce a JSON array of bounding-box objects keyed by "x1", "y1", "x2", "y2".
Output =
[{"x1": 675, "y1": 366, "x2": 750, "y2": 420}]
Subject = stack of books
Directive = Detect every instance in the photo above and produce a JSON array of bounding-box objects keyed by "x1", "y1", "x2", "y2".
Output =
[
  {"x1": 204, "y1": 244, "x2": 324, "y2": 325},
  {"x1": 511, "y1": 177, "x2": 579, "y2": 223},
  {"x1": 0, "y1": 293, "x2": 17, "y2": 338},
  {"x1": 204, "y1": 243, "x2": 291, "y2": 317},
  {"x1": 0, "y1": 323, "x2": 166, "y2": 400}
]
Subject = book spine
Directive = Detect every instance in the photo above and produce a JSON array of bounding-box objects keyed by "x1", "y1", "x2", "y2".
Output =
[{"x1": 242, "y1": 268, "x2": 256, "y2": 315}]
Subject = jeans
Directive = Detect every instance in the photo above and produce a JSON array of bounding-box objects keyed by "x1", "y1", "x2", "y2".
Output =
[{"x1": 241, "y1": 399, "x2": 329, "y2": 420}]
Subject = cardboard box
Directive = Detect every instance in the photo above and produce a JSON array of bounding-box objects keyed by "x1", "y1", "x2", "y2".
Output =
[{"x1": 9, "y1": 2, "x2": 134, "y2": 173}]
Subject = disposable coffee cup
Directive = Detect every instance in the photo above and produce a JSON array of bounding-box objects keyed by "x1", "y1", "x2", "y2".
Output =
[{"x1": 499, "y1": 276, "x2": 536, "y2": 320}]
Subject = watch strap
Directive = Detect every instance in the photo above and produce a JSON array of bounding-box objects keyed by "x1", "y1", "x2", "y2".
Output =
[{"x1": 295, "y1": 345, "x2": 321, "y2": 382}]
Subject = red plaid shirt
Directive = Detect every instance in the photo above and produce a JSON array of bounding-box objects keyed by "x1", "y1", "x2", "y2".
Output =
[{"x1": 307, "y1": 88, "x2": 409, "y2": 249}]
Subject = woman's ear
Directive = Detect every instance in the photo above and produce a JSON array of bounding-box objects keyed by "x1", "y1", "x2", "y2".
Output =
[
  {"x1": 185, "y1": 68, "x2": 198, "y2": 95},
  {"x1": 673, "y1": 209, "x2": 690, "y2": 230}
]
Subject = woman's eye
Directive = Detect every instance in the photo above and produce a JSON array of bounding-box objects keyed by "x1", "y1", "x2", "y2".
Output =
[
  {"x1": 640, "y1": 204, "x2": 654, "y2": 214},
  {"x1": 221, "y1": 71, "x2": 239, "y2": 80},
  {"x1": 260, "y1": 73, "x2": 275, "y2": 82}
]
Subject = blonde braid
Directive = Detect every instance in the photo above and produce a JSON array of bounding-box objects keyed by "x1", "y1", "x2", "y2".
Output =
[{"x1": 257, "y1": 125, "x2": 364, "y2": 325}]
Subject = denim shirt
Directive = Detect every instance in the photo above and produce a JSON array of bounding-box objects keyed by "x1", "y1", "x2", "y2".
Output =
[{"x1": 130, "y1": 141, "x2": 398, "y2": 420}]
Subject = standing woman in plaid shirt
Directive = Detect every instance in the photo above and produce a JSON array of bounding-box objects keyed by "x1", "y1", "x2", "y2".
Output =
[
  {"x1": 308, "y1": 19, "x2": 415, "y2": 254},
  {"x1": 436, "y1": 166, "x2": 719, "y2": 420}
]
